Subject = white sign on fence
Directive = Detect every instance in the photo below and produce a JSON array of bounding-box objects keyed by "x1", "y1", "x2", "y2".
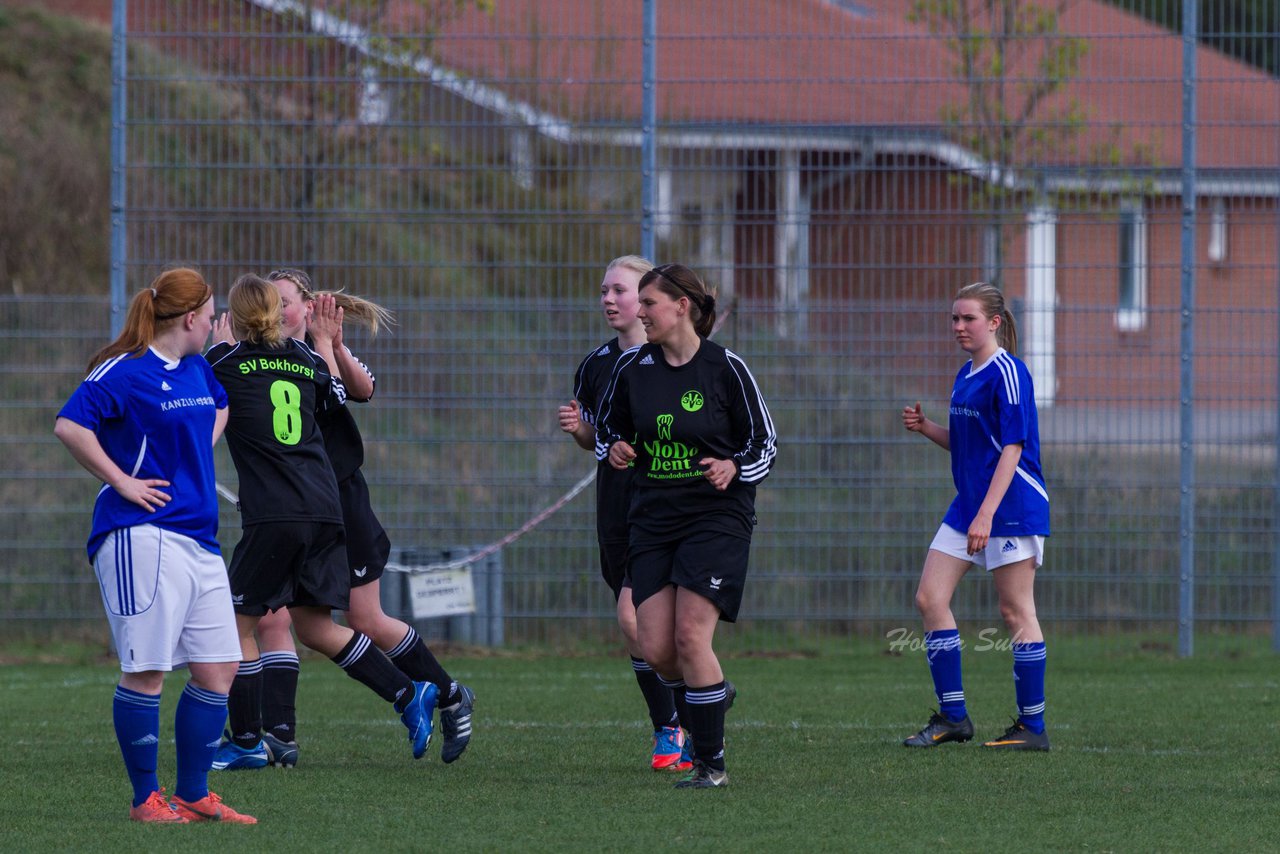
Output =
[{"x1": 400, "y1": 565, "x2": 476, "y2": 619}]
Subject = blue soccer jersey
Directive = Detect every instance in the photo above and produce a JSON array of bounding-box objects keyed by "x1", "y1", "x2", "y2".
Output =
[
  {"x1": 57, "y1": 348, "x2": 229, "y2": 560},
  {"x1": 942, "y1": 348, "x2": 1050, "y2": 537}
]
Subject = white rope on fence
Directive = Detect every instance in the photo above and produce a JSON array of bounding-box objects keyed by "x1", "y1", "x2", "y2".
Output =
[
  {"x1": 214, "y1": 301, "x2": 732, "y2": 575},
  {"x1": 212, "y1": 297, "x2": 733, "y2": 576},
  {"x1": 216, "y1": 467, "x2": 597, "y2": 574}
]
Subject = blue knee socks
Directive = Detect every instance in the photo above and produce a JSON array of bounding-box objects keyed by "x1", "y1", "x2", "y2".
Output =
[
  {"x1": 113, "y1": 686, "x2": 161, "y2": 807},
  {"x1": 1012, "y1": 641, "x2": 1047, "y2": 733},
  {"x1": 925, "y1": 629, "x2": 967, "y2": 722},
  {"x1": 174, "y1": 683, "x2": 229, "y2": 803}
]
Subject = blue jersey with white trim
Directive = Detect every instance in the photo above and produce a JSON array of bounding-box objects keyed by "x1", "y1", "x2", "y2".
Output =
[
  {"x1": 57, "y1": 348, "x2": 228, "y2": 561},
  {"x1": 942, "y1": 348, "x2": 1050, "y2": 536}
]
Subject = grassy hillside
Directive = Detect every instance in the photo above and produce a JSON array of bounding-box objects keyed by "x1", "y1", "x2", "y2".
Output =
[
  {"x1": 0, "y1": 1, "x2": 638, "y2": 297},
  {"x1": 0, "y1": 1, "x2": 644, "y2": 638},
  {"x1": 0, "y1": 4, "x2": 112, "y2": 294}
]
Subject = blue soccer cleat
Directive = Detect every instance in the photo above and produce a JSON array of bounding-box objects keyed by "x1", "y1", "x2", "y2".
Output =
[
  {"x1": 675, "y1": 729, "x2": 694, "y2": 771},
  {"x1": 210, "y1": 735, "x2": 269, "y2": 771},
  {"x1": 651, "y1": 725, "x2": 684, "y2": 771},
  {"x1": 399, "y1": 681, "x2": 439, "y2": 759},
  {"x1": 439, "y1": 683, "x2": 475, "y2": 764}
]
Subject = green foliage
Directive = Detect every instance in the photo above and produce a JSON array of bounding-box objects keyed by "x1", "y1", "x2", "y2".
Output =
[
  {"x1": 0, "y1": 645, "x2": 1276, "y2": 849},
  {"x1": 909, "y1": 0, "x2": 1090, "y2": 168},
  {"x1": 909, "y1": 1, "x2": 1092, "y2": 286},
  {"x1": 909, "y1": 0, "x2": 1163, "y2": 286},
  {"x1": 1107, "y1": 0, "x2": 1279, "y2": 76}
]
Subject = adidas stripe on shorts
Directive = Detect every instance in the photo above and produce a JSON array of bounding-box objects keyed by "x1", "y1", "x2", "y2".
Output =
[
  {"x1": 928, "y1": 523, "x2": 1044, "y2": 571},
  {"x1": 94, "y1": 524, "x2": 241, "y2": 672}
]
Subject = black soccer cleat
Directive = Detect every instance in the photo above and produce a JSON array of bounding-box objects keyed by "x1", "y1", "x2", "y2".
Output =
[
  {"x1": 262, "y1": 732, "x2": 299, "y2": 768},
  {"x1": 903, "y1": 710, "x2": 975, "y2": 747},
  {"x1": 673, "y1": 760, "x2": 728, "y2": 789},
  {"x1": 439, "y1": 683, "x2": 475, "y2": 764},
  {"x1": 981, "y1": 718, "x2": 1050, "y2": 751}
]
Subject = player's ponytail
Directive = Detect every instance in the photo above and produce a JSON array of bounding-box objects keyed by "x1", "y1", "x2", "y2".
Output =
[
  {"x1": 267, "y1": 268, "x2": 393, "y2": 336},
  {"x1": 955, "y1": 281, "x2": 1018, "y2": 356},
  {"x1": 322, "y1": 291, "x2": 394, "y2": 336},
  {"x1": 88, "y1": 268, "x2": 212, "y2": 370},
  {"x1": 999, "y1": 308, "x2": 1018, "y2": 356},
  {"x1": 230, "y1": 273, "x2": 286, "y2": 347}
]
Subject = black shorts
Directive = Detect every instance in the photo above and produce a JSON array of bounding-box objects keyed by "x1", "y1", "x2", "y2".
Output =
[
  {"x1": 339, "y1": 470, "x2": 391, "y2": 589},
  {"x1": 598, "y1": 537, "x2": 632, "y2": 600},
  {"x1": 228, "y1": 521, "x2": 350, "y2": 616},
  {"x1": 628, "y1": 530, "x2": 751, "y2": 622}
]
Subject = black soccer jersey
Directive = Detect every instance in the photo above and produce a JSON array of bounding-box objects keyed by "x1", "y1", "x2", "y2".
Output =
[
  {"x1": 598, "y1": 339, "x2": 777, "y2": 539},
  {"x1": 206, "y1": 339, "x2": 346, "y2": 525},
  {"x1": 308, "y1": 337, "x2": 375, "y2": 482},
  {"x1": 573, "y1": 338, "x2": 636, "y2": 543}
]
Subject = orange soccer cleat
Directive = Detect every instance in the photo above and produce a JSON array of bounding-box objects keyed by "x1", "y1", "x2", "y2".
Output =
[
  {"x1": 170, "y1": 790, "x2": 258, "y2": 824},
  {"x1": 130, "y1": 789, "x2": 189, "y2": 824}
]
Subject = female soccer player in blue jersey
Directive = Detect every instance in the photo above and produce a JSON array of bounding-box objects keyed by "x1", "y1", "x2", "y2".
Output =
[
  {"x1": 599, "y1": 263, "x2": 777, "y2": 788},
  {"x1": 55, "y1": 268, "x2": 256, "y2": 823},
  {"x1": 900, "y1": 281, "x2": 1051, "y2": 751},
  {"x1": 559, "y1": 255, "x2": 688, "y2": 772}
]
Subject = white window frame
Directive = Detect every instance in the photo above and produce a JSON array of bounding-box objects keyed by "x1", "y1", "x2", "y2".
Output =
[
  {"x1": 1207, "y1": 196, "x2": 1228, "y2": 263},
  {"x1": 1116, "y1": 200, "x2": 1148, "y2": 332}
]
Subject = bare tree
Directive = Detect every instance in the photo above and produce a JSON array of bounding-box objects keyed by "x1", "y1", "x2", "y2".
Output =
[{"x1": 909, "y1": 0, "x2": 1088, "y2": 286}]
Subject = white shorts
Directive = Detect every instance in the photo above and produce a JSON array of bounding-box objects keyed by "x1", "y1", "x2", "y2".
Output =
[
  {"x1": 93, "y1": 525, "x2": 241, "y2": 673},
  {"x1": 929, "y1": 523, "x2": 1044, "y2": 571}
]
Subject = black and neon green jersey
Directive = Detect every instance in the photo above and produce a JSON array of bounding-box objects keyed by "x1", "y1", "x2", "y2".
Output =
[
  {"x1": 307, "y1": 337, "x2": 375, "y2": 483},
  {"x1": 573, "y1": 338, "x2": 636, "y2": 543},
  {"x1": 206, "y1": 340, "x2": 345, "y2": 526},
  {"x1": 598, "y1": 339, "x2": 777, "y2": 538}
]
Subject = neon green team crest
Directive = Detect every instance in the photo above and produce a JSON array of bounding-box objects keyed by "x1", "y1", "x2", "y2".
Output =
[
  {"x1": 644, "y1": 413, "x2": 701, "y2": 479},
  {"x1": 681, "y1": 390, "x2": 704, "y2": 412}
]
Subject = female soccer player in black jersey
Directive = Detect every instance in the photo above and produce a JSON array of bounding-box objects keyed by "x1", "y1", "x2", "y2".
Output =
[
  {"x1": 238, "y1": 269, "x2": 473, "y2": 768},
  {"x1": 559, "y1": 255, "x2": 686, "y2": 772},
  {"x1": 599, "y1": 263, "x2": 777, "y2": 788},
  {"x1": 205, "y1": 275, "x2": 437, "y2": 765}
]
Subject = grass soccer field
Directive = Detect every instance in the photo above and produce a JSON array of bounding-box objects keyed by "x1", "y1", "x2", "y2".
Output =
[{"x1": 1, "y1": 638, "x2": 1276, "y2": 852}]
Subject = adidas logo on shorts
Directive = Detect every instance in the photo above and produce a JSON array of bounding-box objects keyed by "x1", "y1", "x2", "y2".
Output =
[{"x1": 1001, "y1": 540, "x2": 1017, "y2": 553}]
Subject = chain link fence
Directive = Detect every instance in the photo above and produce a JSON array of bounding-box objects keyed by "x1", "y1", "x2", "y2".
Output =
[{"x1": 6, "y1": 0, "x2": 1279, "y2": 654}]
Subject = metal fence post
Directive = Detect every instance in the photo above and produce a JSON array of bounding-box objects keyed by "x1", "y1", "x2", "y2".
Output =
[
  {"x1": 1275, "y1": 24, "x2": 1280, "y2": 656},
  {"x1": 1178, "y1": 0, "x2": 1198, "y2": 658},
  {"x1": 640, "y1": 0, "x2": 656, "y2": 261},
  {"x1": 109, "y1": 0, "x2": 127, "y2": 337}
]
